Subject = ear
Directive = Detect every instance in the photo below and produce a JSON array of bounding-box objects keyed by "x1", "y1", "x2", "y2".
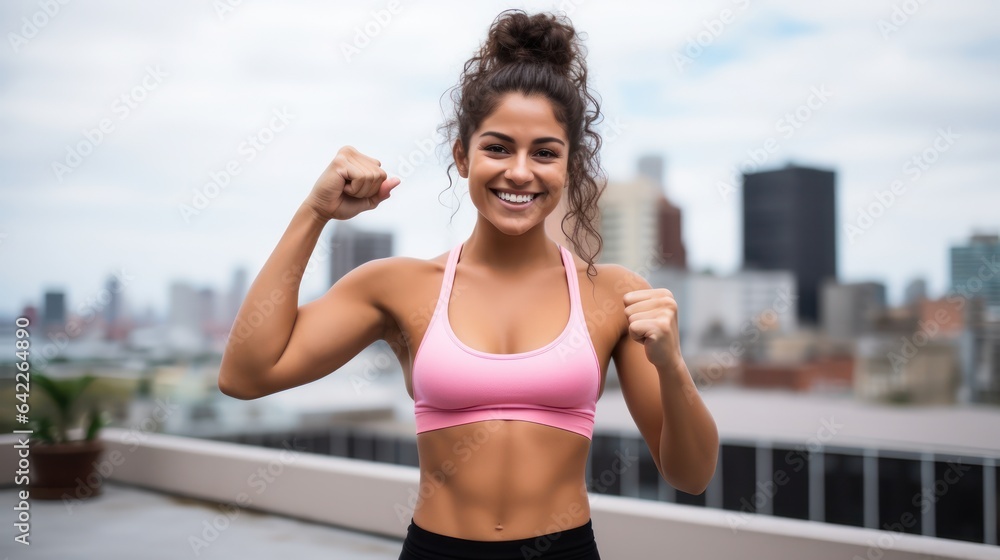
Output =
[{"x1": 452, "y1": 140, "x2": 469, "y2": 179}]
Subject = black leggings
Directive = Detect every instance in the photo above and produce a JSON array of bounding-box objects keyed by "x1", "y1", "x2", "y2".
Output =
[{"x1": 397, "y1": 517, "x2": 602, "y2": 560}]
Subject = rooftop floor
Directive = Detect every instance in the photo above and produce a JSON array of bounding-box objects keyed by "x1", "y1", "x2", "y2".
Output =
[{"x1": 2, "y1": 481, "x2": 405, "y2": 559}]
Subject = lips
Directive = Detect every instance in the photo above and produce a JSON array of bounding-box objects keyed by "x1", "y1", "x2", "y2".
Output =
[
  {"x1": 490, "y1": 188, "x2": 541, "y2": 210},
  {"x1": 490, "y1": 188, "x2": 542, "y2": 201}
]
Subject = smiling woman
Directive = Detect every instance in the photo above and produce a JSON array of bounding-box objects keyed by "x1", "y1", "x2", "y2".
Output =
[
  {"x1": 452, "y1": 93, "x2": 571, "y2": 234},
  {"x1": 437, "y1": 8, "x2": 607, "y2": 279},
  {"x1": 218, "y1": 6, "x2": 718, "y2": 560}
]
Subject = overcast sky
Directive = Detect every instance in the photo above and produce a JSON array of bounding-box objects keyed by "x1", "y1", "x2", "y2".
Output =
[{"x1": 1, "y1": 0, "x2": 997, "y2": 318}]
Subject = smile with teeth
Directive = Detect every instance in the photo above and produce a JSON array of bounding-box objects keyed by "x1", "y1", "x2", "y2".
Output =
[{"x1": 491, "y1": 189, "x2": 540, "y2": 204}]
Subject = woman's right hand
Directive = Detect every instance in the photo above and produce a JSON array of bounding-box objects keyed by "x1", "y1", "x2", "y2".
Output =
[{"x1": 304, "y1": 145, "x2": 401, "y2": 222}]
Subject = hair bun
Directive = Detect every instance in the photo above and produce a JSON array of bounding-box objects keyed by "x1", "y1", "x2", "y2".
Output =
[{"x1": 486, "y1": 10, "x2": 577, "y2": 74}]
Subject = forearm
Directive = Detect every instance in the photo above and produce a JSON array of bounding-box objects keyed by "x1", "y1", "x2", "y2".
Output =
[
  {"x1": 657, "y1": 358, "x2": 719, "y2": 494},
  {"x1": 219, "y1": 203, "x2": 329, "y2": 390}
]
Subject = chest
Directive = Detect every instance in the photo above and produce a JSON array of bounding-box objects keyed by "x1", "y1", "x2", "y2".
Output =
[
  {"x1": 384, "y1": 261, "x2": 619, "y2": 401},
  {"x1": 447, "y1": 265, "x2": 573, "y2": 354}
]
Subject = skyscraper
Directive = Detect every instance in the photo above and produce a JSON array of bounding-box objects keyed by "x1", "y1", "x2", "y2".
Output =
[
  {"x1": 328, "y1": 221, "x2": 394, "y2": 287},
  {"x1": 742, "y1": 164, "x2": 837, "y2": 325},
  {"x1": 657, "y1": 197, "x2": 687, "y2": 270},
  {"x1": 820, "y1": 280, "x2": 887, "y2": 340},
  {"x1": 599, "y1": 155, "x2": 686, "y2": 271},
  {"x1": 950, "y1": 232, "x2": 1000, "y2": 312},
  {"x1": 103, "y1": 274, "x2": 125, "y2": 341},
  {"x1": 43, "y1": 290, "x2": 66, "y2": 328}
]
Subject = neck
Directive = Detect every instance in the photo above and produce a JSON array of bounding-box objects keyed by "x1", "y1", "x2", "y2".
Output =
[{"x1": 461, "y1": 218, "x2": 559, "y2": 274}]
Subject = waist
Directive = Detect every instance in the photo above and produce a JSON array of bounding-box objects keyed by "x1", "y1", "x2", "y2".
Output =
[
  {"x1": 404, "y1": 516, "x2": 596, "y2": 558},
  {"x1": 413, "y1": 421, "x2": 591, "y2": 514},
  {"x1": 412, "y1": 488, "x2": 593, "y2": 543}
]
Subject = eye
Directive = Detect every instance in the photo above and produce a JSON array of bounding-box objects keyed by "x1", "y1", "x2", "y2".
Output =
[
  {"x1": 536, "y1": 149, "x2": 559, "y2": 158},
  {"x1": 483, "y1": 144, "x2": 508, "y2": 153}
]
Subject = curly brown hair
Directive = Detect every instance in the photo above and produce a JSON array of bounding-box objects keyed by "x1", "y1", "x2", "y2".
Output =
[{"x1": 436, "y1": 8, "x2": 607, "y2": 285}]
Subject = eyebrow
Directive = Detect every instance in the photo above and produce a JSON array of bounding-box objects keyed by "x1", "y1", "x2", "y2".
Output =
[{"x1": 480, "y1": 131, "x2": 566, "y2": 146}]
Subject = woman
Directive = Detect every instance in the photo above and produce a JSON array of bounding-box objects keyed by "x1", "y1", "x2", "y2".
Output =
[{"x1": 219, "y1": 8, "x2": 719, "y2": 560}]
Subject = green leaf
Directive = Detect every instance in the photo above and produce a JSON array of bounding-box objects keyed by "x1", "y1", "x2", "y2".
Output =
[
  {"x1": 32, "y1": 372, "x2": 96, "y2": 442},
  {"x1": 33, "y1": 373, "x2": 94, "y2": 411},
  {"x1": 29, "y1": 417, "x2": 57, "y2": 444},
  {"x1": 84, "y1": 407, "x2": 108, "y2": 441}
]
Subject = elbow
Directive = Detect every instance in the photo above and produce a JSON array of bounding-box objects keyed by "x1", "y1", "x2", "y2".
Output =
[
  {"x1": 668, "y1": 476, "x2": 711, "y2": 496},
  {"x1": 661, "y1": 460, "x2": 717, "y2": 496},
  {"x1": 682, "y1": 476, "x2": 713, "y2": 496},
  {"x1": 686, "y1": 449, "x2": 720, "y2": 496},
  {"x1": 217, "y1": 371, "x2": 263, "y2": 400},
  {"x1": 218, "y1": 350, "x2": 269, "y2": 399}
]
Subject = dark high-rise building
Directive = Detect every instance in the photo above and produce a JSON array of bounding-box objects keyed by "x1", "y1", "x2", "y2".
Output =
[
  {"x1": 742, "y1": 164, "x2": 837, "y2": 325},
  {"x1": 657, "y1": 197, "x2": 687, "y2": 270},
  {"x1": 43, "y1": 290, "x2": 66, "y2": 327},
  {"x1": 328, "y1": 221, "x2": 394, "y2": 287}
]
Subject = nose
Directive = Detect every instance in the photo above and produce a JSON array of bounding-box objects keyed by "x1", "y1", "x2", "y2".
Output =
[{"x1": 504, "y1": 154, "x2": 533, "y2": 185}]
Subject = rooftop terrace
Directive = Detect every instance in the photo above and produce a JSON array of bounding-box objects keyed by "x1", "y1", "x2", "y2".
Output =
[{"x1": 2, "y1": 428, "x2": 997, "y2": 559}]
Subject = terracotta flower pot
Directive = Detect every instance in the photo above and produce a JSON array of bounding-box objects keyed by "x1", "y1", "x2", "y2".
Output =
[{"x1": 29, "y1": 439, "x2": 106, "y2": 501}]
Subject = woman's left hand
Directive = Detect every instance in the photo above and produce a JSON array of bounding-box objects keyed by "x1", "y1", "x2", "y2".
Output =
[{"x1": 623, "y1": 288, "x2": 683, "y2": 371}]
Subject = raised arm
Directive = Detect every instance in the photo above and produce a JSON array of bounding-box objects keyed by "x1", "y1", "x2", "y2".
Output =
[{"x1": 218, "y1": 146, "x2": 401, "y2": 399}]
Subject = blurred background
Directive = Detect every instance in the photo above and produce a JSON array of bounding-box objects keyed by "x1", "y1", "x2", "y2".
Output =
[{"x1": 1, "y1": 0, "x2": 998, "y2": 558}]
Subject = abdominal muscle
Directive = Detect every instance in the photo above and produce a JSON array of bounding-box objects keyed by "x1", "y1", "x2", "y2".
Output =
[{"x1": 411, "y1": 418, "x2": 592, "y2": 541}]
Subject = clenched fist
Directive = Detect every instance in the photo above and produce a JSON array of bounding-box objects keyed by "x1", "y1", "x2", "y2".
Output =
[
  {"x1": 623, "y1": 288, "x2": 683, "y2": 370},
  {"x1": 305, "y1": 145, "x2": 401, "y2": 221}
]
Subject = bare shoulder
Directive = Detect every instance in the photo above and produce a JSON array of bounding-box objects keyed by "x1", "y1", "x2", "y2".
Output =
[
  {"x1": 565, "y1": 256, "x2": 650, "y2": 342},
  {"x1": 343, "y1": 250, "x2": 450, "y2": 335},
  {"x1": 598, "y1": 262, "x2": 653, "y2": 293},
  {"x1": 570, "y1": 256, "x2": 652, "y2": 296},
  {"x1": 343, "y1": 253, "x2": 444, "y2": 300}
]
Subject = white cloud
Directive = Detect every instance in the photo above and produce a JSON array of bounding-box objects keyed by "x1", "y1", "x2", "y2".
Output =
[{"x1": 1, "y1": 0, "x2": 997, "y2": 316}]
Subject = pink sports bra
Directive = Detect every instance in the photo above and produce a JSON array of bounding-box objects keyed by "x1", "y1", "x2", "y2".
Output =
[{"x1": 412, "y1": 241, "x2": 602, "y2": 440}]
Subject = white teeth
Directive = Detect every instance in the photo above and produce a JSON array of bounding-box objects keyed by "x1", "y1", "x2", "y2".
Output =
[{"x1": 496, "y1": 190, "x2": 535, "y2": 203}]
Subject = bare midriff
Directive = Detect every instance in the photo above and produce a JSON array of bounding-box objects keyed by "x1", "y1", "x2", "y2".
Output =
[{"x1": 411, "y1": 418, "x2": 592, "y2": 541}]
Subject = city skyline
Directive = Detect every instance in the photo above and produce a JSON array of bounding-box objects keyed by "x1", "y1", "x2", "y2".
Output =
[
  {"x1": 16, "y1": 221, "x2": 997, "y2": 328},
  {"x1": 1, "y1": 0, "x2": 998, "y2": 316}
]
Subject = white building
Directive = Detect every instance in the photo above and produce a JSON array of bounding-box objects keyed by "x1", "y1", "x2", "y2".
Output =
[{"x1": 648, "y1": 267, "x2": 797, "y2": 358}]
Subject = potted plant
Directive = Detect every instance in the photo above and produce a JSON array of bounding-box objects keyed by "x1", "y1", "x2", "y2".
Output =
[{"x1": 28, "y1": 372, "x2": 110, "y2": 500}]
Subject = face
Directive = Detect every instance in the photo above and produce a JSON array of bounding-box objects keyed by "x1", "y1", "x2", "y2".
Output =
[{"x1": 453, "y1": 92, "x2": 569, "y2": 236}]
